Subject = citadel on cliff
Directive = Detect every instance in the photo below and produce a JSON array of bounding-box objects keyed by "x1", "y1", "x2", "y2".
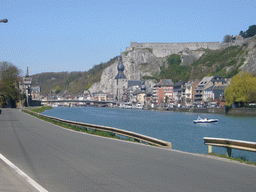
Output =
[
  {"x1": 126, "y1": 36, "x2": 248, "y2": 64},
  {"x1": 127, "y1": 36, "x2": 246, "y2": 57},
  {"x1": 89, "y1": 35, "x2": 253, "y2": 99}
]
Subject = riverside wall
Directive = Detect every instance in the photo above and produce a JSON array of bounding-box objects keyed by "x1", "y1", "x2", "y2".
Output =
[
  {"x1": 166, "y1": 107, "x2": 225, "y2": 114},
  {"x1": 226, "y1": 108, "x2": 256, "y2": 116},
  {"x1": 162, "y1": 107, "x2": 256, "y2": 116}
]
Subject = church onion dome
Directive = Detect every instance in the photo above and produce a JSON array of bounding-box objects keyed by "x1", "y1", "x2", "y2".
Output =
[
  {"x1": 117, "y1": 56, "x2": 124, "y2": 71},
  {"x1": 115, "y1": 55, "x2": 127, "y2": 79}
]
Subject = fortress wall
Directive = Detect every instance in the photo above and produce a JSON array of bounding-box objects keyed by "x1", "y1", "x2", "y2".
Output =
[
  {"x1": 130, "y1": 42, "x2": 222, "y2": 57},
  {"x1": 129, "y1": 38, "x2": 250, "y2": 57},
  {"x1": 131, "y1": 42, "x2": 221, "y2": 50}
]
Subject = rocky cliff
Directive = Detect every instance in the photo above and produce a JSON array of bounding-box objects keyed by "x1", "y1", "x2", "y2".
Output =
[
  {"x1": 89, "y1": 36, "x2": 256, "y2": 94},
  {"x1": 89, "y1": 48, "x2": 164, "y2": 93},
  {"x1": 240, "y1": 36, "x2": 256, "y2": 75}
]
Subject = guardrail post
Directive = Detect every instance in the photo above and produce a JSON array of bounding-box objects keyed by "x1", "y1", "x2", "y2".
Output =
[
  {"x1": 208, "y1": 145, "x2": 212, "y2": 154},
  {"x1": 226, "y1": 148, "x2": 232, "y2": 157}
]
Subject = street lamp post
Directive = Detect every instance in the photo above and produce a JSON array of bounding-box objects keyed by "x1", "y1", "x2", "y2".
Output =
[{"x1": 0, "y1": 19, "x2": 8, "y2": 23}]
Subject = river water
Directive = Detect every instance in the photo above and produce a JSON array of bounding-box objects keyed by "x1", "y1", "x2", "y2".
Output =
[{"x1": 42, "y1": 107, "x2": 256, "y2": 162}]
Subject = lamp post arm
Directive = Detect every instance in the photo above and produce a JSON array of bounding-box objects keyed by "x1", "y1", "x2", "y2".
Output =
[{"x1": 0, "y1": 19, "x2": 8, "y2": 23}]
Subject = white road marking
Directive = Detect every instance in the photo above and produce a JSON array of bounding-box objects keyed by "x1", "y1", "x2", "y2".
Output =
[{"x1": 0, "y1": 153, "x2": 48, "y2": 192}]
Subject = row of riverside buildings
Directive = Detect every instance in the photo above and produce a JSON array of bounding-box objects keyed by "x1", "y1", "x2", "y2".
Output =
[
  {"x1": 152, "y1": 76, "x2": 228, "y2": 107},
  {"x1": 113, "y1": 55, "x2": 229, "y2": 107}
]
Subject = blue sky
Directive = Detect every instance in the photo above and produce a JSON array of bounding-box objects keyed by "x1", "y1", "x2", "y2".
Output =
[{"x1": 0, "y1": 0, "x2": 255, "y2": 75}]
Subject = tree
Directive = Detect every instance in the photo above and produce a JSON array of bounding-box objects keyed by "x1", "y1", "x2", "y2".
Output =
[
  {"x1": 225, "y1": 72, "x2": 256, "y2": 106},
  {"x1": 224, "y1": 86, "x2": 234, "y2": 106},
  {"x1": 165, "y1": 96, "x2": 169, "y2": 103},
  {"x1": 239, "y1": 30, "x2": 245, "y2": 37},
  {"x1": 55, "y1": 86, "x2": 61, "y2": 94},
  {"x1": 239, "y1": 25, "x2": 256, "y2": 38},
  {"x1": 248, "y1": 90, "x2": 256, "y2": 103},
  {"x1": 85, "y1": 83, "x2": 92, "y2": 90},
  {"x1": 0, "y1": 62, "x2": 21, "y2": 107},
  {"x1": 223, "y1": 35, "x2": 232, "y2": 43},
  {"x1": 245, "y1": 25, "x2": 256, "y2": 38}
]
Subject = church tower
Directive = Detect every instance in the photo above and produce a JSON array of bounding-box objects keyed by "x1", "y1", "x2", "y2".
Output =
[
  {"x1": 22, "y1": 67, "x2": 32, "y2": 106},
  {"x1": 115, "y1": 55, "x2": 127, "y2": 103}
]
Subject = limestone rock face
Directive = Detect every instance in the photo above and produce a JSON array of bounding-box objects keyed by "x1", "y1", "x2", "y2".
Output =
[
  {"x1": 240, "y1": 36, "x2": 256, "y2": 75},
  {"x1": 89, "y1": 36, "x2": 256, "y2": 94},
  {"x1": 181, "y1": 48, "x2": 205, "y2": 65},
  {"x1": 89, "y1": 62, "x2": 118, "y2": 93},
  {"x1": 89, "y1": 49, "x2": 162, "y2": 93}
]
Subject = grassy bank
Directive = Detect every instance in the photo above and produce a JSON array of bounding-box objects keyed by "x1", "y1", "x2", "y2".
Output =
[
  {"x1": 30, "y1": 106, "x2": 53, "y2": 113},
  {"x1": 22, "y1": 108, "x2": 139, "y2": 143},
  {"x1": 208, "y1": 153, "x2": 256, "y2": 166}
]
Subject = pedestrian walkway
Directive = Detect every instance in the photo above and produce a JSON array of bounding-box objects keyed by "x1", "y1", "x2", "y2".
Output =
[{"x1": 0, "y1": 159, "x2": 39, "y2": 192}]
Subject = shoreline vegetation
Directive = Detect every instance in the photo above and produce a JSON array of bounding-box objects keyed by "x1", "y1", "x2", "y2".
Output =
[
  {"x1": 24, "y1": 106, "x2": 255, "y2": 165},
  {"x1": 30, "y1": 106, "x2": 53, "y2": 113},
  {"x1": 208, "y1": 153, "x2": 256, "y2": 166},
  {"x1": 23, "y1": 107, "x2": 143, "y2": 144}
]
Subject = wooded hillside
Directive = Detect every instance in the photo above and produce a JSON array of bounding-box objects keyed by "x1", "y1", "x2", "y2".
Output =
[{"x1": 31, "y1": 57, "x2": 118, "y2": 94}]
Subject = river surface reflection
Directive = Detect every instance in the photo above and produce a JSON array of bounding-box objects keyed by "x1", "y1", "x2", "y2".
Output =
[{"x1": 42, "y1": 107, "x2": 256, "y2": 162}]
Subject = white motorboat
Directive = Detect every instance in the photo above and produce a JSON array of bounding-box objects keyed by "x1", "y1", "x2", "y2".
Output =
[{"x1": 194, "y1": 116, "x2": 218, "y2": 123}]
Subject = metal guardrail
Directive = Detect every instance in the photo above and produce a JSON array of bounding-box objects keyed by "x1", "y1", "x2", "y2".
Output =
[
  {"x1": 203, "y1": 137, "x2": 256, "y2": 157},
  {"x1": 23, "y1": 109, "x2": 172, "y2": 149}
]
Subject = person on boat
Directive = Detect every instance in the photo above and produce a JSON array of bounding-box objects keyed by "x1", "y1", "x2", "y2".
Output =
[{"x1": 197, "y1": 116, "x2": 200, "y2": 120}]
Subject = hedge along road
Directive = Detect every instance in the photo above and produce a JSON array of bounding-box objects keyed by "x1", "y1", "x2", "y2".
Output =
[{"x1": 0, "y1": 108, "x2": 255, "y2": 192}]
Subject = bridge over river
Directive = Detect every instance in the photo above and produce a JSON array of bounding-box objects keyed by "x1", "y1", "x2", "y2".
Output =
[{"x1": 40, "y1": 99, "x2": 116, "y2": 107}]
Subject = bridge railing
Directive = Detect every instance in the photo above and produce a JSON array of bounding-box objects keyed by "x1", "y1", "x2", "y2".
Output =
[
  {"x1": 23, "y1": 109, "x2": 172, "y2": 149},
  {"x1": 203, "y1": 137, "x2": 256, "y2": 157}
]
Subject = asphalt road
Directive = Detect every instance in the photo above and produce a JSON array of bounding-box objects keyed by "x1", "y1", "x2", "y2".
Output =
[{"x1": 0, "y1": 108, "x2": 255, "y2": 192}]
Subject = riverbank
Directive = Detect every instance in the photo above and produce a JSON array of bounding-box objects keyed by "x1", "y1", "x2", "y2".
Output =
[
  {"x1": 208, "y1": 153, "x2": 256, "y2": 166},
  {"x1": 30, "y1": 106, "x2": 53, "y2": 113},
  {"x1": 22, "y1": 108, "x2": 166, "y2": 147},
  {"x1": 156, "y1": 107, "x2": 256, "y2": 116}
]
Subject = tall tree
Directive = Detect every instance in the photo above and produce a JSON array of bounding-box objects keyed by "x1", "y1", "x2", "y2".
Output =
[
  {"x1": 239, "y1": 25, "x2": 256, "y2": 38},
  {"x1": 225, "y1": 72, "x2": 256, "y2": 106},
  {"x1": 0, "y1": 62, "x2": 21, "y2": 108},
  {"x1": 245, "y1": 25, "x2": 256, "y2": 38}
]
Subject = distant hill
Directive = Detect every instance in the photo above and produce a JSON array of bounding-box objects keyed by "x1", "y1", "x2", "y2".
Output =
[{"x1": 31, "y1": 57, "x2": 118, "y2": 94}]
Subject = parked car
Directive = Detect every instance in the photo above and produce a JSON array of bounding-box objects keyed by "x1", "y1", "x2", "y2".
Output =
[{"x1": 248, "y1": 103, "x2": 256, "y2": 108}]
